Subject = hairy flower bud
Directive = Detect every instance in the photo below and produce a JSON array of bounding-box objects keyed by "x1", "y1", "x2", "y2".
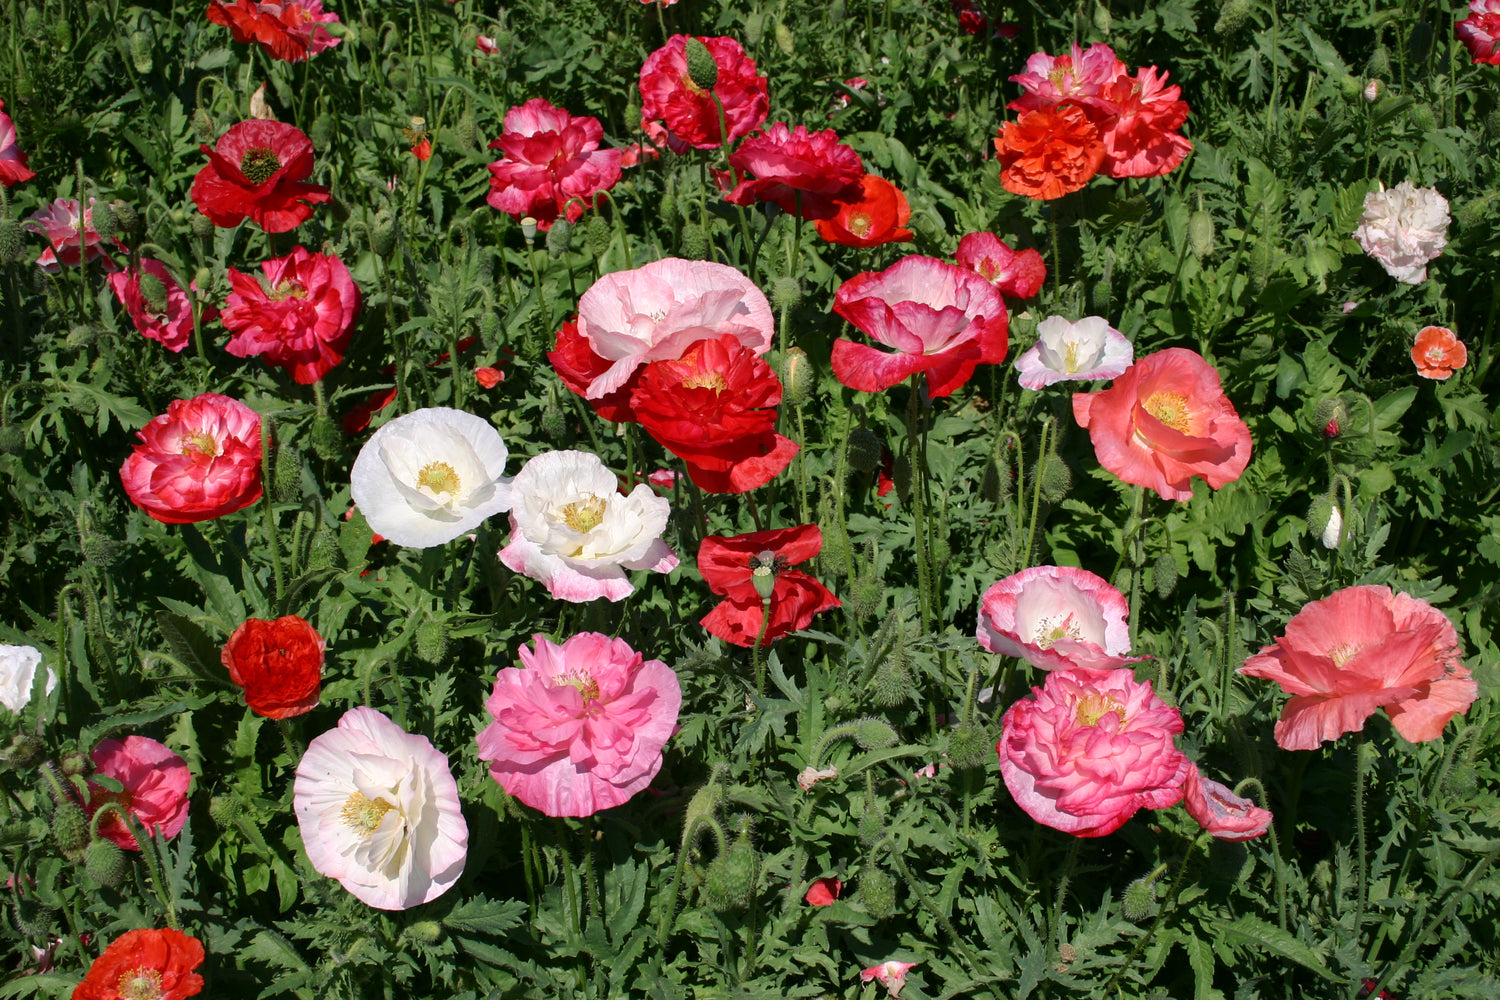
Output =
[
  {"x1": 1408, "y1": 102, "x2": 1436, "y2": 132},
  {"x1": 1038, "y1": 454, "x2": 1072, "y2": 503},
  {"x1": 703, "y1": 836, "x2": 759, "y2": 912},
  {"x1": 679, "y1": 223, "x2": 708, "y2": 260},
  {"x1": 372, "y1": 215, "x2": 397, "y2": 257},
  {"x1": 774, "y1": 21, "x2": 794, "y2": 55},
  {"x1": 138, "y1": 272, "x2": 170, "y2": 314},
  {"x1": 771, "y1": 276, "x2": 802, "y2": 310},
  {"x1": 2, "y1": 734, "x2": 44, "y2": 769},
  {"x1": 858, "y1": 866, "x2": 896, "y2": 919},
  {"x1": 112, "y1": 201, "x2": 139, "y2": 238},
  {"x1": 308, "y1": 112, "x2": 335, "y2": 152},
  {"x1": 84, "y1": 837, "x2": 131, "y2": 887},
  {"x1": 1313, "y1": 398, "x2": 1346, "y2": 438},
  {"x1": 1306, "y1": 495, "x2": 1335, "y2": 541},
  {"x1": 53, "y1": 800, "x2": 90, "y2": 858},
  {"x1": 0, "y1": 217, "x2": 22, "y2": 262},
  {"x1": 1188, "y1": 210, "x2": 1215, "y2": 259},
  {"x1": 189, "y1": 212, "x2": 215, "y2": 241},
  {"x1": 545, "y1": 217, "x2": 572, "y2": 259},
  {"x1": 584, "y1": 215, "x2": 611, "y2": 257},
  {"x1": 853, "y1": 717, "x2": 899, "y2": 750},
  {"x1": 310, "y1": 414, "x2": 343, "y2": 462},
  {"x1": 405, "y1": 920, "x2": 443, "y2": 944},
  {"x1": 947, "y1": 723, "x2": 991, "y2": 770},
  {"x1": 684, "y1": 37, "x2": 719, "y2": 90},
  {"x1": 743, "y1": 12, "x2": 765, "y2": 47},
  {"x1": 415, "y1": 618, "x2": 448, "y2": 665},
  {"x1": 1152, "y1": 552, "x2": 1178, "y2": 599},
  {"x1": 846, "y1": 427, "x2": 882, "y2": 473},
  {"x1": 129, "y1": 27, "x2": 154, "y2": 74},
  {"x1": 1213, "y1": 0, "x2": 1254, "y2": 37},
  {"x1": 780, "y1": 347, "x2": 812, "y2": 404},
  {"x1": 90, "y1": 201, "x2": 116, "y2": 240},
  {"x1": 272, "y1": 441, "x2": 303, "y2": 503},
  {"x1": 1120, "y1": 873, "x2": 1158, "y2": 921},
  {"x1": 192, "y1": 108, "x2": 217, "y2": 144}
]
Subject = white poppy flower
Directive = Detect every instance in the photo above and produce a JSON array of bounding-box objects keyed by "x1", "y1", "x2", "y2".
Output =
[
  {"x1": 499, "y1": 450, "x2": 678, "y2": 602},
  {"x1": 350, "y1": 407, "x2": 513, "y2": 548},
  {"x1": 294, "y1": 707, "x2": 468, "y2": 910},
  {"x1": 1353, "y1": 180, "x2": 1449, "y2": 285},
  {"x1": 1014, "y1": 315, "x2": 1134, "y2": 390},
  {"x1": 1321, "y1": 506, "x2": 1344, "y2": 549},
  {"x1": 0, "y1": 645, "x2": 55, "y2": 713}
]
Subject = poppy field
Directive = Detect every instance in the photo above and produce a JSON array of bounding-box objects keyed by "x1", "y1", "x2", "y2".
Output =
[{"x1": 2, "y1": 0, "x2": 1500, "y2": 997}]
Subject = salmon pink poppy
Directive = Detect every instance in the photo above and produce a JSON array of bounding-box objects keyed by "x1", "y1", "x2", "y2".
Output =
[
  {"x1": 698, "y1": 525, "x2": 841, "y2": 647},
  {"x1": 0, "y1": 99, "x2": 35, "y2": 187},
  {"x1": 24, "y1": 197, "x2": 119, "y2": 273},
  {"x1": 107, "y1": 259, "x2": 213, "y2": 354},
  {"x1": 998, "y1": 667, "x2": 1190, "y2": 837},
  {"x1": 631, "y1": 335, "x2": 799, "y2": 494},
  {"x1": 1237, "y1": 586, "x2": 1477, "y2": 751},
  {"x1": 1411, "y1": 325, "x2": 1467, "y2": 380},
  {"x1": 814, "y1": 174, "x2": 913, "y2": 247},
  {"x1": 831, "y1": 255, "x2": 1009, "y2": 398},
  {"x1": 222, "y1": 615, "x2": 324, "y2": 719},
  {"x1": 88, "y1": 736, "x2": 192, "y2": 851},
  {"x1": 221, "y1": 245, "x2": 361, "y2": 384},
  {"x1": 954, "y1": 232, "x2": 1046, "y2": 300},
  {"x1": 120, "y1": 393, "x2": 264, "y2": 524},
  {"x1": 724, "y1": 123, "x2": 865, "y2": 220},
  {"x1": 72, "y1": 928, "x2": 205, "y2": 1000},
  {"x1": 977, "y1": 565, "x2": 1146, "y2": 673},
  {"x1": 1457, "y1": 0, "x2": 1500, "y2": 64},
  {"x1": 205, "y1": 0, "x2": 341, "y2": 62},
  {"x1": 486, "y1": 99, "x2": 623, "y2": 232},
  {"x1": 476, "y1": 632, "x2": 681, "y2": 817},
  {"x1": 1182, "y1": 766, "x2": 1272, "y2": 841},
  {"x1": 995, "y1": 105, "x2": 1105, "y2": 200},
  {"x1": 1072, "y1": 347, "x2": 1251, "y2": 501},
  {"x1": 190, "y1": 119, "x2": 331, "y2": 232},
  {"x1": 1093, "y1": 66, "x2": 1192, "y2": 179},
  {"x1": 639, "y1": 35, "x2": 769, "y2": 150}
]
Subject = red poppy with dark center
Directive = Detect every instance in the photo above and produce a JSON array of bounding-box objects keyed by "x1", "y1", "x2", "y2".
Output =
[
  {"x1": 222, "y1": 615, "x2": 324, "y2": 719},
  {"x1": 724, "y1": 123, "x2": 865, "y2": 220},
  {"x1": 815, "y1": 174, "x2": 913, "y2": 248},
  {"x1": 190, "y1": 120, "x2": 331, "y2": 232},
  {"x1": 73, "y1": 927, "x2": 205, "y2": 1000},
  {"x1": 630, "y1": 335, "x2": 799, "y2": 494},
  {"x1": 698, "y1": 525, "x2": 840, "y2": 646}
]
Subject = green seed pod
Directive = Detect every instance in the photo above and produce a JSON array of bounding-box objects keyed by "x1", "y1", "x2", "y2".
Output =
[
  {"x1": 1152, "y1": 553, "x2": 1178, "y2": 599},
  {"x1": 845, "y1": 427, "x2": 882, "y2": 473},
  {"x1": 310, "y1": 414, "x2": 343, "y2": 462},
  {"x1": 1213, "y1": 0, "x2": 1253, "y2": 38},
  {"x1": 309, "y1": 112, "x2": 335, "y2": 152},
  {"x1": 684, "y1": 38, "x2": 719, "y2": 91},
  {"x1": 138, "y1": 273, "x2": 169, "y2": 314},
  {"x1": 90, "y1": 201, "x2": 116, "y2": 240},
  {"x1": 189, "y1": 212, "x2": 215, "y2": 241},
  {"x1": 2, "y1": 734, "x2": 45, "y2": 769},
  {"x1": 53, "y1": 801, "x2": 91, "y2": 858},
  {"x1": 84, "y1": 837, "x2": 131, "y2": 888},
  {"x1": 372, "y1": 215, "x2": 397, "y2": 257},
  {"x1": 780, "y1": 347, "x2": 812, "y2": 404},
  {"x1": 774, "y1": 21, "x2": 794, "y2": 55},
  {"x1": 584, "y1": 215, "x2": 611, "y2": 258},
  {"x1": 678, "y1": 223, "x2": 708, "y2": 260},
  {"x1": 0, "y1": 217, "x2": 22, "y2": 261},
  {"x1": 1120, "y1": 874, "x2": 1158, "y2": 921},
  {"x1": 1038, "y1": 454, "x2": 1072, "y2": 503},
  {"x1": 771, "y1": 276, "x2": 802, "y2": 310},
  {"x1": 1188, "y1": 210, "x2": 1215, "y2": 259},
  {"x1": 1408, "y1": 102, "x2": 1436, "y2": 132},
  {"x1": 112, "y1": 201, "x2": 140, "y2": 239},
  {"x1": 272, "y1": 441, "x2": 302, "y2": 503},
  {"x1": 743, "y1": 11, "x2": 765, "y2": 47},
  {"x1": 545, "y1": 218, "x2": 572, "y2": 259},
  {"x1": 858, "y1": 866, "x2": 897, "y2": 920},
  {"x1": 853, "y1": 717, "x2": 899, "y2": 750},
  {"x1": 129, "y1": 27, "x2": 154, "y2": 74},
  {"x1": 415, "y1": 618, "x2": 448, "y2": 665},
  {"x1": 947, "y1": 724, "x2": 991, "y2": 770}
]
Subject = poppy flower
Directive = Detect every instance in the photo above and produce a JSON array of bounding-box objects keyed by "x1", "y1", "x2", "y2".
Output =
[
  {"x1": 24, "y1": 197, "x2": 119, "y2": 273},
  {"x1": 630, "y1": 335, "x2": 799, "y2": 494},
  {"x1": 1072, "y1": 347, "x2": 1251, "y2": 501},
  {"x1": 0, "y1": 644, "x2": 55, "y2": 714},
  {"x1": 72, "y1": 928, "x2": 205, "y2": 1000},
  {"x1": 1093, "y1": 66, "x2": 1193, "y2": 179},
  {"x1": 205, "y1": 0, "x2": 341, "y2": 62},
  {"x1": 805, "y1": 877, "x2": 842, "y2": 906},
  {"x1": 723, "y1": 123, "x2": 865, "y2": 220},
  {"x1": 549, "y1": 317, "x2": 638, "y2": 423},
  {"x1": 221, "y1": 615, "x2": 324, "y2": 719},
  {"x1": 995, "y1": 105, "x2": 1105, "y2": 200},
  {"x1": 861, "y1": 961, "x2": 918, "y2": 999},
  {"x1": 107, "y1": 259, "x2": 214, "y2": 354},
  {"x1": 120, "y1": 393, "x2": 264, "y2": 524},
  {"x1": 1457, "y1": 0, "x2": 1500, "y2": 64},
  {"x1": 87, "y1": 737, "x2": 192, "y2": 851},
  {"x1": 1008, "y1": 42, "x2": 1126, "y2": 115},
  {"x1": 189, "y1": 119, "x2": 331, "y2": 233},
  {"x1": 639, "y1": 35, "x2": 769, "y2": 150},
  {"x1": 1353, "y1": 180, "x2": 1449, "y2": 285},
  {"x1": 411, "y1": 138, "x2": 432, "y2": 161},
  {"x1": 1181, "y1": 766, "x2": 1272, "y2": 842},
  {"x1": 697, "y1": 525, "x2": 841, "y2": 647},
  {"x1": 341, "y1": 385, "x2": 398, "y2": 434},
  {"x1": 1013, "y1": 315, "x2": 1133, "y2": 389},
  {"x1": 475, "y1": 366, "x2": 503, "y2": 388},
  {"x1": 1411, "y1": 325, "x2": 1467, "y2": 380},
  {"x1": 1238, "y1": 586, "x2": 1477, "y2": 751},
  {"x1": 814, "y1": 174, "x2": 913, "y2": 247},
  {"x1": 485, "y1": 98, "x2": 623, "y2": 232},
  {"x1": 976, "y1": 565, "x2": 1146, "y2": 673},
  {"x1": 831, "y1": 255, "x2": 1009, "y2": 398},
  {"x1": 954, "y1": 232, "x2": 1046, "y2": 300},
  {"x1": 220, "y1": 245, "x2": 361, "y2": 384},
  {"x1": 0, "y1": 98, "x2": 36, "y2": 187}
]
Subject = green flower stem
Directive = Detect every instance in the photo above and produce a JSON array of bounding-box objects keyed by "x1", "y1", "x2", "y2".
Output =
[
  {"x1": 1020, "y1": 417, "x2": 1053, "y2": 569},
  {"x1": 905, "y1": 375, "x2": 934, "y2": 634},
  {"x1": 751, "y1": 596, "x2": 772, "y2": 698},
  {"x1": 1351, "y1": 731, "x2": 1370, "y2": 998},
  {"x1": 1104, "y1": 833, "x2": 1204, "y2": 997},
  {"x1": 261, "y1": 424, "x2": 286, "y2": 606}
]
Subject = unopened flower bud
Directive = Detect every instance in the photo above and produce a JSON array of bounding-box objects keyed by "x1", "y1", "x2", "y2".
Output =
[
  {"x1": 545, "y1": 218, "x2": 572, "y2": 258},
  {"x1": 1408, "y1": 102, "x2": 1435, "y2": 131},
  {"x1": 853, "y1": 717, "x2": 898, "y2": 750},
  {"x1": 404, "y1": 920, "x2": 443, "y2": 945},
  {"x1": 1313, "y1": 398, "x2": 1345, "y2": 438},
  {"x1": 845, "y1": 428, "x2": 881, "y2": 473},
  {"x1": 1121, "y1": 873, "x2": 1158, "y2": 921},
  {"x1": 456, "y1": 109, "x2": 477, "y2": 151},
  {"x1": 372, "y1": 215, "x2": 397, "y2": 257},
  {"x1": 1038, "y1": 454, "x2": 1072, "y2": 503},
  {"x1": 1188, "y1": 209, "x2": 1215, "y2": 259},
  {"x1": 208, "y1": 794, "x2": 239, "y2": 829},
  {"x1": 1367, "y1": 43, "x2": 1391, "y2": 80},
  {"x1": 774, "y1": 21, "x2": 794, "y2": 55},
  {"x1": 684, "y1": 37, "x2": 719, "y2": 90},
  {"x1": 780, "y1": 347, "x2": 812, "y2": 404},
  {"x1": 272, "y1": 441, "x2": 303, "y2": 502},
  {"x1": 129, "y1": 28, "x2": 154, "y2": 73},
  {"x1": 2, "y1": 734, "x2": 45, "y2": 769},
  {"x1": 947, "y1": 723, "x2": 990, "y2": 769},
  {"x1": 84, "y1": 837, "x2": 130, "y2": 888},
  {"x1": 980, "y1": 456, "x2": 1012, "y2": 505},
  {"x1": 679, "y1": 223, "x2": 708, "y2": 260},
  {"x1": 1306, "y1": 495, "x2": 1336, "y2": 541},
  {"x1": 771, "y1": 276, "x2": 802, "y2": 310},
  {"x1": 892, "y1": 455, "x2": 912, "y2": 503},
  {"x1": 1320, "y1": 505, "x2": 1344, "y2": 550},
  {"x1": 1213, "y1": 0, "x2": 1254, "y2": 37},
  {"x1": 540, "y1": 403, "x2": 566, "y2": 439},
  {"x1": 584, "y1": 215, "x2": 611, "y2": 257},
  {"x1": 51, "y1": 18, "x2": 72, "y2": 51},
  {"x1": 52, "y1": 801, "x2": 90, "y2": 858},
  {"x1": 857, "y1": 805, "x2": 883, "y2": 846},
  {"x1": 858, "y1": 866, "x2": 896, "y2": 920},
  {"x1": 309, "y1": 112, "x2": 335, "y2": 151},
  {"x1": 0, "y1": 424, "x2": 24, "y2": 455},
  {"x1": 310, "y1": 414, "x2": 343, "y2": 462},
  {"x1": 21, "y1": 6, "x2": 42, "y2": 36},
  {"x1": 138, "y1": 273, "x2": 169, "y2": 314},
  {"x1": 0, "y1": 217, "x2": 22, "y2": 262},
  {"x1": 359, "y1": 22, "x2": 378, "y2": 51},
  {"x1": 1456, "y1": 197, "x2": 1491, "y2": 232},
  {"x1": 305, "y1": 521, "x2": 341, "y2": 571},
  {"x1": 111, "y1": 201, "x2": 139, "y2": 238},
  {"x1": 703, "y1": 835, "x2": 759, "y2": 912},
  {"x1": 11, "y1": 897, "x2": 54, "y2": 939},
  {"x1": 415, "y1": 617, "x2": 448, "y2": 664},
  {"x1": 743, "y1": 12, "x2": 765, "y2": 47},
  {"x1": 192, "y1": 107, "x2": 217, "y2": 143},
  {"x1": 1152, "y1": 553, "x2": 1178, "y2": 599},
  {"x1": 190, "y1": 212, "x2": 215, "y2": 241},
  {"x1": 1364, "y1": 79, "x2": 1382, "y2": 103}
]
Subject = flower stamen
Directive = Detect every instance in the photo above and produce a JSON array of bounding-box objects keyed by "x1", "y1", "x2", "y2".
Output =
[
  {"x1": 417, "y1": 461, "x2": 461, "y2": 498},
  {"x1": 559, "y1": 495, "x2": 606, "y2": 533},
  {"x1": 340, "y1": 791, "x2": 395, "y2": 836}
]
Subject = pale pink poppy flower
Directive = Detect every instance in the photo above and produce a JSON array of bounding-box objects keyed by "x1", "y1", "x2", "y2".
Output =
[
  {"x1": 954, "y1": 232, "x2": 1046, "y2": 300},
  {"x1": 1353, "y1": 180, "x2": 1449, "y2": 285},
  {"x1": 24, "y1": 197, "x2": 119, "y2": 273},
  {"x1": 797, "y1": 765, "x2": 838, "y2": 790},
  {"x1": 999, "y1": 667, "x2": 1190, "y2": 837},
  {"x1": 1014, "y1": 315, "x2": 1133, "y2": 389},
  {"x1": 1181, "y1": 766, "x2": 1272, "y2": 841},
  {"x1": 107, "y1": 259, "x2": 213, "y2": 354},
  {"x1": 485, "y1": 98, "x2": 623, "y2": 232},
  {"x1": 574, "y1": 257, "x2": 774, "y2": 399},
  {"x1": 1237, "y1": 585, "x2": 1476, "y2": 751},
  {"x1": 499, "y1": 450, "x2": 678, "y2": 603},
  {"x1": 88, "y1": 736, "x2": 192, "y2": 851},
  {"x1": 476, "y1": 632, "x2": 681, "y2": 817},
  {"x1": 294, "y1": 707, "x2": 468, "y2": 910},
  {"x1": 1007, "y1": 42, "x2": 1125, "y2": 114},
  {"x1": 831, "y1": 255, "x2": 1009, "y2": 398},
  {"x1": 860, "y1": 960, "x2": 918, "y2": 998},
  {"x1": 0, "y1": 98, "x2": 36, "y2": 187},
  {"x1": 977, "y1": 565, "x2": 1146, "y2": 673}
]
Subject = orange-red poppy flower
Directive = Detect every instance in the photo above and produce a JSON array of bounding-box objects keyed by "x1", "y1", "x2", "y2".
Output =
[
  {"x1": 994, "y1": 105, "x2": 1104, "y2": 201},
  {"x1": 1411, "y1": 325, "x2": 1467, "y2": 380},
  {"x1": 815, "y1": 174, "x2": 913, "y2": 248}
]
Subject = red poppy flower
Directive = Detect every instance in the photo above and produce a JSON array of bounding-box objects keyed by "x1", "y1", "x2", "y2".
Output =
[
  {"x1": 548, "y1": 317, "x2": 640, "y2": 423},
  {"x1": 120, "y1": 393, "x2": 263, "y2": 524},
  {"x1": 486, "y1": 99, "x2": 622, "y2": 231},
  {"x1": 814, "y1": 174, "x2": 913, "y2": 248},
  {"x1": 190, "y1": 119, "x2": 331, "y2": 232},
  {"x1": 411, "y1": 138, "x2": 432, "y2": 161},
  {"x1": 954, "y1": 232, "x2": 1047, "y2": 300},
  {"x1": 0, "y1": 98, "x2": 36, "y2": 187},
  {"x1": 205, "y1": 0, "x2": 341, "y2": 62},
  {"x1": 805, "y1": 877, "x2": 842, "y2": 906},
  {"x1": 106, "y1": 259, "x2": 216, "y2": 354},
  {"x1": 1456, "y1": 0, "x2": 1500, "y2": 65},
  {"x1": 698, "y1": 525, "x2": 841, "y2": 646},
  {"x1": 73, "y1": 928, "x2": 205, "y2": 1000},
  {"x1": 630, "y1": 335, "x2": 798, "y2": 494},
  {"x1": 475, "y1": 366, "x2": 503, "y2": 388},
  {"x1": 221, "y1": 245, "x2": 360, "y2": 384},
  {"x1": 724, "y1": 123, "x2": 865, "y2": 220},
  {"x1": 994, "y1": 105, "x2": 1105, "y2": 201},
  {"x1": 1093, "y1": 66, "x2": 1192, "y2": 179},
  {"x1": 639, "y1": 35, "x2": 769, "y2": 150},
  {"x1": 342, "y1": 385, "x2": 398, "y2": 434},
  {"x1": 222, "y1": 615, "x2": 324, "y2": 719}
]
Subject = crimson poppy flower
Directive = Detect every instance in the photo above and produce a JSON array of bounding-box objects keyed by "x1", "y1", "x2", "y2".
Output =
[
  {"x1": 548, "y1": 317, "x2": 641, "y2": 423},
  {"x1": 486, "y1": 98, "x2": 622, "y2": 231},
  {"x1": 814, "y1": 174, "x2": 913, "y2": 248},
  {"x1": 724, "y1": 123, "x2": 865, "y2": 220},
  {"x1": 1458, "y1": 0, "x2": 1500, "y2": 64},
  {"x1": 190, "y1": 119, "x2": 331, "y2": 233},
  {"x1": 221, "y1": 245, "x2": 361, "y2": 384},
  {"x1": 698, "y1": 525, "x2": 840, "y2": 646},
  {"x1": 73, "y1": 928, "x2": 205, "y2": 1000},
  {"x1": 120, "y1": 393, "x2": 263, "y2": 524},
  {"x1": 222, "y1": 615, "x2": 324, "y2": 719},
  {"x1": 205, "y1": 0, "x2": 340, "y2": 62},
  {"x1": 639, "y1": 35, "x2": 769, "y2": 150},
  {"x1": 954, "y1": 232, "x2": 1046, "y2": 300},
  {"x1": 0, "y1": 98, "x2": 35, "y2": 187}
]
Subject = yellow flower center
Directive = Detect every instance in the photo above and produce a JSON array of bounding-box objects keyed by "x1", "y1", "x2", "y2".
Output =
[
  {"x1": 180, "y1": 430, "x2": 219, "y2": 458},
  {"x1": 1328, "y1": 642, "x2": 1362, "y2": 668},
  {"x1": 1032, "y1": 612, "x2": 1082, "y2": 650},
  {"x1": 417, "y1": 461, "x2": 461, "y2": 496},
  {"x1": 116, "y1": 967, "x2": 164, "y2": 1000},
  {"x1": 560, "y1": 495, "x2": 606, "y2": 533},
  {"x1": 341, "y1": 791, "x2": 395, "y2": 836},
  {"x1": 239, "y1": 146, "x2": 283, "y2": 185},
  {"x1": 847, "y1": 211, "x2": 873, "y2": 239},
  {"x1": 683, "y1": 370, "x2": 728, "y2": 392},
  {"x1": 268, "y1": 278, "x2": 308, "y2": 302},
  {"x1": 1142, "y1": 391, "x2": 1192, "y2": 432},
  {"x1": 1062, "y1": 340, "x2": 1084, "y2": 373},
  {"x1": 1075, "y1": 693, "x2": 1126, "y2": 728},
  {"x1": 556, "y1": 670, "x2": 601, "y2": 705}
]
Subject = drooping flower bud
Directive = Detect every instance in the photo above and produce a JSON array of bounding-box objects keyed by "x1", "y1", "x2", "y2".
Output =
[
  {"x1": 545, "y1": 217, "x2": 572, "y2": 258},
  {"x1": 138, "y1": 273, "x2": 169, "y2": 314},
  {"x1": 858, "y1": 866, "x2": 897, "y2": 920},
  {"x1": 774, "y1": 21, "x2": 794, "y2": 55},
  {"x1": 84, "y1": 837, "x2": 130, "y2": 887},
  {"x1": 845, "y1": 427, "x2": 882, "y2": 473}
]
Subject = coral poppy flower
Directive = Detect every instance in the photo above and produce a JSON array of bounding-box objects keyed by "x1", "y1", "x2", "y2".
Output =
[
  {"x1": 486, "y1": 99, "x2": 623, "y2": 232},
  {"x1": 24, "y1": 197, "x2": 119, "y2": 273},
  {"x1": 977, "y1": 565, "x2": 1146, "y2": 673},
  {"x1": 221, "y1": 245, "x2": 361, "y2": 384},
  {"x1": 1014, "y1": 315, "x2": 1133, "y2": 389},
  {"x1": 1238, "y1": 586, "x2": 1477, "y2": 751},
  {"x1": 221, "y1": 615, "x2": 324, "y2": 719},
  {"x1": 120, "y1": 393, "x2": 263, "y2": 524},
  {"x1": 804, "y1": 877, "x2": 842, "y2": 906},
  {"x1": 190, "y1": 119, "x2": 330, "y2": 232},
  {"x1": 0, "y1": 99, "x2": 35, "y2": 187},
  {"x1": 107, "y1": 259, "x2": 213, "y2": 354},
  {"x1": 998, "y1": 667, "x2": 1190, "y2": 837},
  {"x1": 1072, "y1": 347, "x2": 1251, "y2": 501},
  {"x1": 639, "y1": 35, "x2": 769, "y2": 150},
  {"x1": 205, "y1": 0, "x2": 341, "y2": 62},
  {"x1": 476, "y1": 632, "x2": 681, "y2": 817},
  {"x1": 814, "y1": 174, "x2": 913, "y2": 247},
  {"x1": 723, "y1": 123, "x2": 865, "y2": 220},
  {"x1": 87, "y1": 736, "x2": 192, "y2": 851},
  {"x1": 1411, "y1": 325, "x2": 1467, "y2": 380},
  {"x1": 475, "y1": 365, "x2": 503, "y2": 388},
  {"x1": 697, "y1": 525, "x2": 841, "y2": 646},
  {"x1": 954, "y1": 232, "x2": 1046, "y2": 300},
  {"x1": 1182, "y1": 766, "x2": 1272, "y2": 842},
  {"x1": 1094, "y1": 66, "x2": 1192, "y2": 179},
  {"x1": 995, "y1": 105, "x2": 1105, "y2": 200},
  {"x1": 73, "y1": 928, "x2": 205, "y2": 1000},
  {"x1": 1457, "y1": 0, "x2": 1500, "y2": 64},
  {"x1": 831, "y1": 255, "x2": 1009, "y2": 398}
]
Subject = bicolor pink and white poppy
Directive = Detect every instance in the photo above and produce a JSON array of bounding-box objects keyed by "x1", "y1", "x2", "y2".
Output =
[
  {"x1": 1181, "y1": 766, "x2": 1272, "y2": 842},
  {"x1": 860, "y1": 960, "x2": 918, "y2": 998},
  {"x1": 977, "y1": 565, "x2": 1145, "y2": 673},
  {"x1": 1014, "y1": 315, "x2": 1133, "y2": 389}
]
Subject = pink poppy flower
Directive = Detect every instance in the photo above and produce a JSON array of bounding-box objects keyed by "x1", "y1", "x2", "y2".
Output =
[
  {"x1": 805, "y1": 877, "x2": 842, "y2": 906},
  {"x1": 977, "y1": 565, "x2": 1146, "y2": 673},
  {"x1": 954, "y1": 232, "x2": 1046, "y2": 300},
  {"x1": 88, "y1": 736, "x2": 192, "y2": 851},
  {"x1": 998, "y1": 667, "x2": 1190, "y2": 837},
  {"x1": 1072, "y1": 347, "x2": 1251, "y2": 501},
  {"x1": 120, "y1": 393, "x2": 263, "y2": 524},
  {"x1": 476, "y1": 632, "x2": 681, "y2": 817},
  {"x1": 572, "y1": 257, "x2": 774, "y2": 400},
  {"x1": 1457, "y1": 0, "x2": 1500, "y2": 64},
  {"x1": 1014, "y1": 315, "x2": 1133, "y2": 389},
  {"x1": 1093, "y1": 65, "x2": 1193, "y2": 179},
  {"x1": 831, "y1": 255, "x2": 1009, "y2": 398},
  {"x1": 221, "y1": 245, "x2": 361, "y2": 384},
  {"x1": 0, "y1": 99, "x2": 36, "y2": 187},
  {"x1": 1237, "y1": 586, "x2": 1477, "y2": 751},
  {"x1": 639, "y1": 35, "x2": 769, "y2": 150},
  {"x1": 1182, "y1": 766, "x2": 1272, "y2": 841},
  {"x1": 485, "y1": 99, "x2": 623, "y2": 232},
  {"x1": 723, "y1": 123, "x2": 865, "y2": 220},
  {"x1": 1008, "y1": 42, "x2": 1126, "y2": 115},
  {"x1": 860, "y1": 960, "x2": 918, "y2": 998},
  {"x1": 107, "y1": 259, "x2": 215, "y2": 354},
  {"x1": 24, "y1": 197, "x2": 119, "y2": 273}
]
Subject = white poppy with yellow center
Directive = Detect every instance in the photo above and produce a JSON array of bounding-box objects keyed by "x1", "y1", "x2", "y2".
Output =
[{"x1": 1014, "y1": 315, "x2": 1133, "y2": 390}]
